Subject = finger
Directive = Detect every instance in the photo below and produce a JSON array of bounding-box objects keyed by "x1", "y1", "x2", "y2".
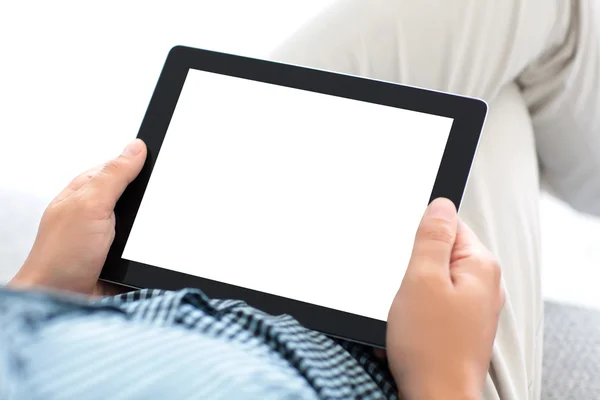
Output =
[
  {"x1": 407, "y1": 197, "x2": 458, "y2": 275},
  {"x1": 53, "y1": 165, "x2": 104, "y2": 203},
  {"x1": 451, "y1": 221, "x2": 502, "y2": 288},
  {"x1": 82, "y1": 139, "x2": 147, "y2": 207},
  {"x1": 450, "y1": 219, "x2": 484, "y2": 263}
]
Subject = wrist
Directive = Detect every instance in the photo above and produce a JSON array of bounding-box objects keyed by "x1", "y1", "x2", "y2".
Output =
[
  {"x1": 404, "y1": 385, "x2": 479, "y2": 400},
  {"x1": 396, "y1": 372, "x2": 481, "y2": 400},
  {"x1": 418, "y1": 389, "x2": 479, "y2": 400},
  {"x1": 7, "y1": 259, "x2": 51, "y2": 290},
  {"x1": 8, "y1": 270, "x2": 42, "y2": 290}
]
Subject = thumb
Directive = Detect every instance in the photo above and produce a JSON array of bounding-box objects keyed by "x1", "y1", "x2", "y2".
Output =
[
  {"x1": 408, "y1": 197, "x2": 458, "y2": 274},
  {"x1": 83, "y1": 139, "x2": 147, "y2": 207}
]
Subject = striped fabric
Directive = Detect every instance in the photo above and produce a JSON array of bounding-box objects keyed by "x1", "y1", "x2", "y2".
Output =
[{"x1": 0, "y1": 288, "x2": 398, "y2": 399}]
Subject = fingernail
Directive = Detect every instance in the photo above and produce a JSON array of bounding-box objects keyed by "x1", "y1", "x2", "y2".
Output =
[
  {"x1": 427, "y1": 198, "x2": 457, "y2": 222},
  {"x1": 122, "y1": 139, "x2": 143, "y2": 156}
]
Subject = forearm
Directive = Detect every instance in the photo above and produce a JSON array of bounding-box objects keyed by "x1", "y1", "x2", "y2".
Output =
[{"x1": 7, "y1": 268, "x2": 127, "y2": 297}]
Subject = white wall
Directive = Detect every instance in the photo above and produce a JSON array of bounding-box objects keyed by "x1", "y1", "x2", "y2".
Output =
[
  {"x1": 0, "y1": 1, "x2": 334, "y2": 197},
  {"x1": 1, "y1": 0, "x2": 599, "y2": 308},
  {"x1": 0, "y1": 0, "x2": 334, "y2": 282},
  {"x1": 541, "y1": 194, "x2": 600, "y2": 308}
]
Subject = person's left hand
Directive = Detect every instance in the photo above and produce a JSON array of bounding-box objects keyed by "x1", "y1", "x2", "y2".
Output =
[{"x1": 9, "y1": 139, "x2": 147, "y2": 296}]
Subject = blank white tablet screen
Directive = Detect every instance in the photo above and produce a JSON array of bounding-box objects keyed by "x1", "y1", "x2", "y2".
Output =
[{"x1": 122, "y1": 69, "x2": 454, "y2": 321}]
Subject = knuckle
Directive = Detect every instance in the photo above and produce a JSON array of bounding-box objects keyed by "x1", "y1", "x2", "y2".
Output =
[
  {"x1": 468, "y1": 250, "x2": 487, "y2": 266},
  {"x1": 476, "y1": 252, "x2": 502, "y2": 281},
  {"x1": 485, "y1": 255, "x2": 501, "y2": 275},
  {"x1": 499, "y1": 287, "x2": 507, "y2": 309},
  {"x1": 490, "y1": 258, "x2": 502, "y2": 275},
  {"x1": 418, "y1": 221, "x2": 454, "y2": 245},
  {"x1": 101, "y1": 158, "x2": 124, "y2": 175},
  {"x1": 76, "y1": 168, "x2": 97, "y2": 182},
  {"x1": 491, "y1": 259, "x2": 502, "y2": 284}
]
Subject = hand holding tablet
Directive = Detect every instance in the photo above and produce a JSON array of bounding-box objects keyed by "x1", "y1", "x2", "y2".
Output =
[
  {"x1": 9, "y1": 149, "x2": 502, "y2": 399},
  {"x1": 387, "y1": 198, "x2": 504, "y2": 398},
  {"x1": 98, "y1": 46, "x2": 487, "y2": 347}
]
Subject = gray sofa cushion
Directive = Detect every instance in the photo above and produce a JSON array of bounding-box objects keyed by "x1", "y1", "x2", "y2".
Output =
[{"x1": 543, "y1": 301, "x2": 600, "y2": 399}]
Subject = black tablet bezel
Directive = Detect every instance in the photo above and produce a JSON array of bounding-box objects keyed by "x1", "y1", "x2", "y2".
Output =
[{"x1": 101, "y1": 45, "x2": 487, "y2": 348}]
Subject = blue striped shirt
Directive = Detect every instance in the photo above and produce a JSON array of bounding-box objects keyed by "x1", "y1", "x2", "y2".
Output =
[{"x1": 0, "y1": 288, "x2": 397, "y2": 399}]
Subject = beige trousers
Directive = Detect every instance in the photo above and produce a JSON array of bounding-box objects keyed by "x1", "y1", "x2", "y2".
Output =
[{"x1": 271, "y1": 1, "x2": 600, "y2": 398}]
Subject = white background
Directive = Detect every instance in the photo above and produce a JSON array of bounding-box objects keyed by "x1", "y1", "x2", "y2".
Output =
[
  {"x1": 123, "y1": 69, "x2": 452, "y2": 321},
  {"x1": 1, "y1": 0, "x2": 600, "y2": 309}
]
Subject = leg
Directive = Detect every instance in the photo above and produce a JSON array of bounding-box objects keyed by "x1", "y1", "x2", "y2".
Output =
[
  {"x1": 271, "y1": 1, "x2": 576, "y2": 398},
  {"x1": 272, "y1": 0, "x2": 570, "y2": 100}
]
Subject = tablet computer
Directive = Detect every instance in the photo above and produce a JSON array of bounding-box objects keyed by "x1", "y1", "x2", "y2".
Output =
[{"x1": 101, "y1": 45, "x2": 486, "y2": 348}]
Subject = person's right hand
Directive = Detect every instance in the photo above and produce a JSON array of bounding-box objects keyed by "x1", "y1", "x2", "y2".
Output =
[{"x1": 386, "y1": 198, "x2": 505, "y2": 400}]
